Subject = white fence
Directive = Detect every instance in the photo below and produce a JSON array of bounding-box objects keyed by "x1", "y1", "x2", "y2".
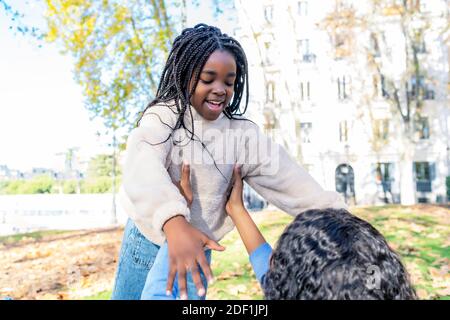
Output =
[{"x1": 0, "y1": 194, "x2": 128, "y2": 236}]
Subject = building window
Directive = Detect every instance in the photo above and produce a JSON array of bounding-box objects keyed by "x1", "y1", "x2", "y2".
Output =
[
  {"x1": 373, "y1": 119, "x2": 389, "y2": 140},
  {"x1": 266, "y1": 81, "x2": 275, "y2": 102},
  {"x1": 337, "y1": 76, "x2": 351, "y2": 100},
  {"x1": 414, "y1": 116, "x2": 430, "y2": 139},
  {"x1": 299, "y1": 122, "x2": 312, "y2": 143},
  {"x1": 370, "y1": 33, "x2": 380, "y2": 57},
  {"x1": 297, "y1": 39, "x2": 310, "y2": 55},
  {"x1": 375, "y1": 162, "x2": 395, "y2": 191},
  {"x1": 297, "y1": 39, "x2": 315, "y2": 62},
  {"x1": 264, "y1": 41, "x2": 272, "y2": 65},
  {"x1": 380, "y1": 74, "x2": 390, "y2": 98},
  {"x1": 339, "y1": 121, "x2": 348, "y2": 142},
  {"x1": 298, "y1": 1, "x2": 308, "y2": 16},
  {"x1": 300, "y1": 81, "x2": 311, "y2": 101},
  {"x1": 335, "y1": 164, "x2": 355, "y2": 203},
  {"x1": 408, "y1": 76, "x2": 423, "y2": 100},
  {"x1": 414, "y1": 162, "x2": 434, "y2": 192},
  {"x1": 419, "y1": 0, "x2": 428, "y2": 12},
  {"x1": 416, "y1": 32, "x2": 427, "y2": 54},
  {"x1": 408, "y1": 76, "x2": 435, "y2": 100},
  {"x1": 264, "y1": 5, "x2": 273, "y2": 22},
  {"x1": 374, "y1": 162, "x2": 397, "y2": 202}
]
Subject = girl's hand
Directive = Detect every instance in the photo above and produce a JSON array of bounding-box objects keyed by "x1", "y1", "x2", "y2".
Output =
[
  {"x1": 225, "y1": 164, "x2": 245, "y2": 217},
  {"x1": 164, "y1": 163, "x2": 225, "y2": 299}
]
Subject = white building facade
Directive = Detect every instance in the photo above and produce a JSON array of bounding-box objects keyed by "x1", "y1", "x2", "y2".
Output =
[{"x1": 234, "y1": 0, "x2": 450, "y2": 205}]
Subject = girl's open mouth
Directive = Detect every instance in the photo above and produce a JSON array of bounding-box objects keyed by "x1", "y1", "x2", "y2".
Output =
[{"x1": 205, "y1": 100, "x2": 224, "y2": 112}]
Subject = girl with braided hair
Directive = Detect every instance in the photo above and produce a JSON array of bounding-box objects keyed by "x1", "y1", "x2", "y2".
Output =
[{"x1": 112, "y1": 24, "x2": 347, "y2": 300}]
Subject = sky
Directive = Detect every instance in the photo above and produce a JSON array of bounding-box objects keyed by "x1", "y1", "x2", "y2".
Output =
[
  {"x1": 0, "y1": 0, "x2": 110, "y2": 172},
  {"x1": 0, "y1": 0, "x2": 235, "y2": 173}
]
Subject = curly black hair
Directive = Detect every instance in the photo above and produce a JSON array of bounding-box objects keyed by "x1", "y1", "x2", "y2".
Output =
[{"x1": 263, "y1": 208, "x2": 417, "y2": 300}]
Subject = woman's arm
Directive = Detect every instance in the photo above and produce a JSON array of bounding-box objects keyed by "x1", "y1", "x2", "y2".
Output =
[
  {"x1": 225, "y1": 166, "x2": 266, "y2": 254},
  {"x1": 226, "y1": 165, "x2": 272, "y2": 285},
  {"x1": 178, "y1": 164, "x2": 272, "y2": 285}
]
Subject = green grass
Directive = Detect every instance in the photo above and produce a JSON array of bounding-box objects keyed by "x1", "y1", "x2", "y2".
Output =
[
  {"x1": 208, "y1": 205, "x2": 450, "y2": 300},
  {"x1": 353, "y1": 205, "x2": 450, "y2": 300},
  {"x1": 0, "y1": 230, "x2": 70, "y2": 245},
  {"x1": 83, "y1": 290, "x2": 112, "y2": 300},
  {"x1": 16, "y1": 205, "x2": 448, "y2": 300}
]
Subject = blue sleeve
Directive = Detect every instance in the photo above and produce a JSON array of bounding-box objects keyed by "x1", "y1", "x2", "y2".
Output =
[
  {"x1": 249, "y1": 242, "x2": 272, "y2": 285},
  {"x1": 141, "y1": 242, "x2": 177, "y2": 300}
]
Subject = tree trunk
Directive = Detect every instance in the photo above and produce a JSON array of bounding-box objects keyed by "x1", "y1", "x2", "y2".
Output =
[{"x1": 399, "y1": 128, "x2": 416, "y2": 205}]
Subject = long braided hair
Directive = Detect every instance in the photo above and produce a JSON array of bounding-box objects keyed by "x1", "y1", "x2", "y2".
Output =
[{"x1": 136, "y1": 23, "x2": 252, "y2": 181}]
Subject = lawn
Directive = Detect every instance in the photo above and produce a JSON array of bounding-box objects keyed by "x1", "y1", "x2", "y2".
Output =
[
  {"x1": 204, "y1": 205, "x2": 450, "y2": 300},
  {"x1": 1, "y1": 205, "x2": 448, "y2": 300},
  {"x1": 0, "y1": 230, "x2": 72, "y2": 245},
  {"x1": 85, "y1": 205, "x2": 449, "y2": 300}
]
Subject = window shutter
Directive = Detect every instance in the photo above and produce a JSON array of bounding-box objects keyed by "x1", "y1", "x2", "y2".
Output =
[{"x1": 430, "y1": 162, "x2": 436, "y2": 181}]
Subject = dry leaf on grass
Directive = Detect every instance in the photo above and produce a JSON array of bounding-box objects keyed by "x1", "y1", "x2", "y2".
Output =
[{"x1": 227, "y1": 284, "x2": 247, "y2": 296}]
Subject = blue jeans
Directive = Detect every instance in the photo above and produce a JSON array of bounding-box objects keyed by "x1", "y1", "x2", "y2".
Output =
[{"x1": 111, "y1": 218, "x2": 211, "y2": 300}]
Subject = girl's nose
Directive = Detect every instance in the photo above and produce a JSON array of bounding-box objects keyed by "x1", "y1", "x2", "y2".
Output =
[{"x1": 212, "y1": 86, "x2": 226, "y2": 95}]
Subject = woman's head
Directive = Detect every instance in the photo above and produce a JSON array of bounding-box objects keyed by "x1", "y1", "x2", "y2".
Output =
[
  {"x1": 140, "y1": 23, "x2": 249, "y2": 125},
  {"x1": 263, "y1": 208, "x2": 417, "y2": 300}
]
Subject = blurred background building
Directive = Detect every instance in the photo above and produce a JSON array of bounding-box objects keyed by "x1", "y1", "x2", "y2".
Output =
[
  {"x1": 1, "y1": 0, "x2": 448, "y2": 211},
  {"x1": 234, "y1": 0, "x2": 450, "y2": 205}
]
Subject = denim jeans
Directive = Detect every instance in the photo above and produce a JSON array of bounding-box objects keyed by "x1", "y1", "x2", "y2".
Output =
[{"x1": 111, "y1": 218, "x2": 211, "y2": 300}]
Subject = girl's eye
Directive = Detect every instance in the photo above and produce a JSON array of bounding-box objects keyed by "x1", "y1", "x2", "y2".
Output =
[{"x1": 200, "y1": 79, "x2": 234, "y2": 86}]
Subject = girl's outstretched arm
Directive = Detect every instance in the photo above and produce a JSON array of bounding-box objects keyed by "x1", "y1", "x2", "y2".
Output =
[{"x1": 237, "y1": 122, "x2": 347, "y2": 216}]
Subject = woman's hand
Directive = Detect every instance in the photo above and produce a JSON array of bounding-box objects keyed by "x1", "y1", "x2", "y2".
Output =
[
  {"x1": 172, "y1": 162, "x2": 193, "y2": 208},
  {"x1": 164, "y1": 163, "x2": 225, "y2": 299},
  {"x1": 225, "y1": 164, "x2": 245, "y2": 217}
]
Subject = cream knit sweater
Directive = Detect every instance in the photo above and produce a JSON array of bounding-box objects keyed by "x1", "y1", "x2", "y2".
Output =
[{"x1": 119, "y1": 101, "x2": 347, "y2": 246}]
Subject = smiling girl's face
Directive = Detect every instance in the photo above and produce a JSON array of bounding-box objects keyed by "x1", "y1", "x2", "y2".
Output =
[{"x1": 189, "y1": 50, "x2": 237, "y2": 121}]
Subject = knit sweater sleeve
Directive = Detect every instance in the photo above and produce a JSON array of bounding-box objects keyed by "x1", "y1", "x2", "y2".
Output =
[
  {"x1": 119, "y1": 104, "x2": 190, "y2": 240},
  {"x1": 238, "y1": 121, "x2": 347, "y2": 215}
]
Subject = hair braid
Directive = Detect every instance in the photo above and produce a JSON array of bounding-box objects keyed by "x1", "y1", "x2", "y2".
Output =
[{"x1": 136, "y1": 24, "x2": 252, "y2": 181}]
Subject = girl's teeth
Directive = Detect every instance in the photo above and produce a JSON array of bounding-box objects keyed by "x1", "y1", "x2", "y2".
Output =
[{"x1": 207, "y1": 101, "x2": 222, "y2": 110}]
